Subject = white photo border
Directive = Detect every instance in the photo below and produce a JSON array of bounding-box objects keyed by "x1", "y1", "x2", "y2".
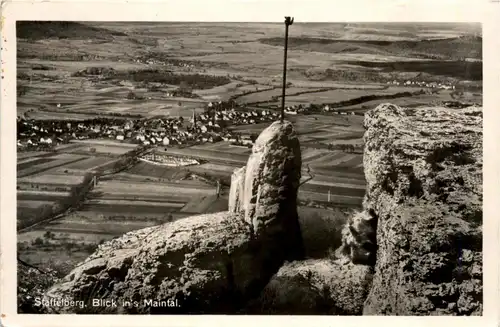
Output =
[{"x1": 1, "y1": 1, "x2": 499, "y2": 326}]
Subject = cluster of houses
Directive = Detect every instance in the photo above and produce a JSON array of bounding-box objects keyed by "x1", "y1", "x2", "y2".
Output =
[
  {"x1": 16, "y1": 104, "x2": 282, "y2": 151},
  {"x1": 165, "y1": 90, "x2": 198, "y2": 98},
  {"x1": 282, "y1": 104, "x2": 360, "y2": 116},
  {"x1": 321, "y1": 105, "x2": 360, "y2": 115},
  {"x1": 284, "y1": 105, "x2": 307, "y2": 115},
  {"x1": 135, "y1": 57, "x2": 198, "y2": 71},
  {"x1": 386, "y1": 79, "x2": 456, "y2": 90},
  {"x1": 198, "y1": 106, "x2": 279, "y2": 125}
]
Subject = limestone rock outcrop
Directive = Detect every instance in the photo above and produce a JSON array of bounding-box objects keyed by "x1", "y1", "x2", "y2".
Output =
[
  {"x1": 247, "y1": 257, "x2": 373, "y2": 315},
  {"x1": 362, "y1": 104, "x2": 482, "y2": 315},
  {"x1": 242, "y1": 120, "x2": 304, "y2": 259},
  {"x1": 250, "y1": 103, "x2": 482, "y2": 316},
  {"x1": 228, "y1": 166, "x2": 246, "y2": 213},
  {"x1": 44, "y1": 120, "x2": 304, "y2": 314},
  {"x1": 229, "y1": 120, "x2": 304, "y2": 260},
  {"x1": 247, "y1": 209, "x2": 376, "y2": 315},
  {"x1": 335, "y1": 209, "x2": 377, "y2": 266}
]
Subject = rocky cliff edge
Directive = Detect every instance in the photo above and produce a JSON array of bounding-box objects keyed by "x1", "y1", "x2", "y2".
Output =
[
  {"x1": 253, "y1": 103, "x2": 482, "y2": 316},
  {"x1": 362, "y1": 104, "x2": 482, "y2": 315},
  {"x1": 43, "y1": 104, "x2": 482, "y2": 315},
  {"x1": 44, "y1": 120, "x2": 304, "y2": 314}
]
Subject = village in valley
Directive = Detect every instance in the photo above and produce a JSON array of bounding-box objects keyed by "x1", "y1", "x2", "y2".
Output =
[
  {"x1": 16, "y1": 75, "x2": 462, "y2": 151},
  {"x1": 17, "y1": 104, "x2": 278, "y2": 149},
  {"x1": 16, "y1": 21, "x2": 482, "y2": 278}
]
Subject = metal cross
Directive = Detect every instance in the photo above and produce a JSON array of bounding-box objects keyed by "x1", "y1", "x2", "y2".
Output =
[{"x1": 280, "y1": 16, "x2": 294, "y2": 122}]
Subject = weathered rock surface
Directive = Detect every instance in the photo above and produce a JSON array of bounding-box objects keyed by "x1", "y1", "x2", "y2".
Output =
[
  {"x1": 243, "y1": 120, "x2": 304, "y2": 259},
  {"x1": 362, "y1": 104, "x2": 482, "y2": 315},
  {"x1": 45, "y1": 212, "x2": 250, "y2": 313},
  {"x1": 249, "y1": 208, "x2": 376, "y2": 315},
  {"x1": 248, "y1": 257, "x2": 373, "y2": 315},
  {"x1": 335, "y1": 210, "x2": 377, "y2": 266},
  {"x1": 252, "y1": 103, "x2": 482, "y2": 316},
  {"x1": 44, "y1": 120, "x2": 305, "y2": 314},
  {"x1": 228, "y1": 166, "x2": 246, "y2": 213}
]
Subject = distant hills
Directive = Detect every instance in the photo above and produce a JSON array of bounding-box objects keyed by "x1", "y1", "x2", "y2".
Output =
[
  {"x1": 259, "y1": 36, "x2": 482, "y2": 61},
  {"x1": 17, "y1": 22, "x2": 482, "y2": 62},
  {"x1": 16, "y1": 21, "x2": 127, "y2": 41}
]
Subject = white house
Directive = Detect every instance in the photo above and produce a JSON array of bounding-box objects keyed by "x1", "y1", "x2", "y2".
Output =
[
  {"x1": 39, "y1": 137, "x2": 52, "y2": 144},
  {"x1": 116, "y1": 135, "x2": 124, "y2": 141}
]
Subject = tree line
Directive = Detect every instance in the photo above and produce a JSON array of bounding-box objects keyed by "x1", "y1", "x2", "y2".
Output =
[{"x1": 17, "y1": 172, "x2": 95, "y2": 231}]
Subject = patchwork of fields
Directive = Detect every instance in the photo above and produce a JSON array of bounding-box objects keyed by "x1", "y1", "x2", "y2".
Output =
[
  {"x1": 16, "y1": 141, "x2": 135, "y2": 227},
  {"x1": 17, "y1": 119, "x2": 366, "y2": 273}
]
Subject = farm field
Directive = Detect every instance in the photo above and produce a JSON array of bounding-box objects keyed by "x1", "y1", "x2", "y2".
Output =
[
  {"x1": 239, "y1": 85, "x2": 424, "y2": 107},
  {"x1": 16, "y1": 140, "x2": 141, "y2": 233},
  {"x1": 17, "y1": 167, "x2": 228, "y2": 275},
  {"x1": 17, "y1": 130, "x2": 366, "y2": 274},
  {"x1": 284, "y1": 86, "x2": 419, "y2": 104}
]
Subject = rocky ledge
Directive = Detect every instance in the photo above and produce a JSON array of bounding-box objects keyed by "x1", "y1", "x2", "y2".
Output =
[
  {"x1": 362, "y1": 103, "x2": 482, "y2": 315},
  {"x1": 247, "y1": 103, "x2": 482, "y2": 316},
  {"x1": 43, "y1": 104, "x2": 482, "y2": 315},
  {"x1": 44, "y1": 120, "x2": 304, "y2": 314}
]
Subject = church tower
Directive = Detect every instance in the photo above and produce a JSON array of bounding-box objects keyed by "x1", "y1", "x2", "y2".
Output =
[{"x1": 191, "y1": 109, "x2": 197, "y2": 127}]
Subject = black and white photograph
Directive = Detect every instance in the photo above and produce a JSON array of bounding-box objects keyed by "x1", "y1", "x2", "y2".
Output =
[{"x1": 2, "y1": 0, "x2": 491, "y2": 320}]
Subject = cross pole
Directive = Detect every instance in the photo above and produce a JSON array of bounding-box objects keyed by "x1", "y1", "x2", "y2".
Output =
[{"x1": 281, "y1": 16, "x2": 294, "y2": 122}]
